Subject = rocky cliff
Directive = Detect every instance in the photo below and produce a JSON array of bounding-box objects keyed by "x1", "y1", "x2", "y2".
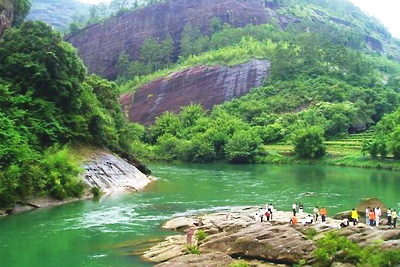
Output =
[
  {"x1": 66, "y1": 0, "x2": 279, "y2": 79},
  {"x1": 0, "y1": 0, "x2": 13, "y2": 38},
  {"x1": 120, "y1": 59, "x2": 270, "y2": 125}
]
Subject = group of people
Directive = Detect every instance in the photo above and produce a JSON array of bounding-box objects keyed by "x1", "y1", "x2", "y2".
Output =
[
  {"x1": 254, "y1": 203, "x2": 275, "y2": 222},
  {"x1": 364, "y1": 207, "x2": 398, "y2": 228},
  {"x1": 290, "y1": 203, "x2": 327, "y2": 225},
  {"x1": 253, "y1": 202, "x2": 399, "y2": 229}
]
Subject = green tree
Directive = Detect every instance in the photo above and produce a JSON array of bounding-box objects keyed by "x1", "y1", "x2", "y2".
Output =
[
  {"x1": 225, "y1": 129, "x2": 262, "y2": 163},
  {"x1": 12, "y1": 0, "x2": 31, "y2": 27},
  {"x1": 292, "y1": 126, "x2": 326, "y2": 159}
]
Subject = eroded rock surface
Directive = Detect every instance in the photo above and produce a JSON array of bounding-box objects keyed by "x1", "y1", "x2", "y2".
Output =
[
  {"x1": 120, "y1": 60, "x2": 270, "y2": 125},
  {"x1": 66, "y1": 0, "x2": 278, "y2": 79},
  {"x1": 143, "y1": 206, "x2": 400, "y2": 266},
  {"x1": 82, "y1": 149, "x2": 152, "y2": 193},
  {"x1": 155, "y1": 252, "x2": 234, "y2": 267},
  {"x1": 0, "y1": 0, "x2": 13, "y2": 37}
]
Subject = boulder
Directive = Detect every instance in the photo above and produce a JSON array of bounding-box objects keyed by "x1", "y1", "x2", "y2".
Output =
[
  {"x1": 154, "y1": 252, "x2": 233, "y2": 267},
  {"x1": 162, "y1": 217, "x2": 197, "y2": 231},
  {"x1": 142, "y1": 235, "x2": 187, "y2": 262},
  {"x1": 82, "y1": 148, "x2": 152, "y2": 193},
  {"x1": 334, "y1": 211, "x2": 352, "y2": 220},
  {"x1": 356, "y1": 198, "x2": 388, "y2": 214},
  {"x1": 200, "y1": 223, "x2": 315, "y2": 264}
]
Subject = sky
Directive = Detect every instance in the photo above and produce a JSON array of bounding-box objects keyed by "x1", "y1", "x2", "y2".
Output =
[{"x1": 78, "y1": 0, "x2": 400, "y2": 38}]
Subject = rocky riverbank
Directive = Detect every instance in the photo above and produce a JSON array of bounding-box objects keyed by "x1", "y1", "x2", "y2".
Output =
[
  {"x1": 142, "y1": 206, "x2": 400, "y2": 266},
  {"x1": 0, "y1": 147, "x2": 153, "y2": 216}
]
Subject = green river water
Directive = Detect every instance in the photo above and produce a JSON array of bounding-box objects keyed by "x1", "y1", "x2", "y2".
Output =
[{"x1": 1, "y1": 163, "x2": 399, "y2": 267}]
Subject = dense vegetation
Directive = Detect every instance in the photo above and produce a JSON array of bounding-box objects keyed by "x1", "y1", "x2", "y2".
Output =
[
  {"x1": 120, "y1": 20, "x2": 400, "y2": 164},
  {"x1": 4, "y1": 0, "x2": 400, "y2": 207},
  {"x1": 0, "y1": 21, "x2": 136, "y2": 208},
  {"x1": 28, "y1": 0, "x2": 90, "y2": 32},
  {"x1": 313, "y1": 231, "x2": 400, "y2": 266}
]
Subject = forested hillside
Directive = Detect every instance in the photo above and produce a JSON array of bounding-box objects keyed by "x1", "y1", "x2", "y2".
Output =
[
  {"x1": 27, "y1": 0, "x2": 90, "y2": 31},
  {"x1": 2, "y1": 0, "x2": 400, "y2": 209},
  {"x1": 98, "y1": 0, "x2": 400, "y2": 164},
  {"x1": 0, "y1": 10, "x2": 140, "y2": 208}
]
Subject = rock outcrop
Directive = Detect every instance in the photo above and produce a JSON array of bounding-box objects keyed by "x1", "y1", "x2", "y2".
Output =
[
  {"x1": 120, "y1": 60, "x2": 270, "y2": 125},
  {"x1": 2, "y1": 147, "x2": 152, "y2": 215},
  {"x1": 142, "y1": 206, "x2": 400, "y2": 266},
  {"x1": 82, "y1": 148, "x2": 152, "y2": 193},
  {"x1": 0, "y1": 0, "x2": 13, "y2": 37},
  {"x1": 66, "y1": 0, "x2": 280, "y2": 79},
  {"x1": 155, "y1": 253, "x2": 234, "y2": 267}
]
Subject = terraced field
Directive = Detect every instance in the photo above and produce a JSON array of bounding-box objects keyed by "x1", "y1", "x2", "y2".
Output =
[{"x1": 264, "y1": 131, "x2": 375, "y2": 156}]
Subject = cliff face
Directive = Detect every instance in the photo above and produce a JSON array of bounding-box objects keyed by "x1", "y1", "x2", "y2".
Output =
[
  {"x1": 66, "y1": 0, "x2": 277, "y2": 79},
  {"x1": 0, "y1": 0, "x2": 13, "y2": 38},
  {"x1": 120, "y1": 60, "x2": 270, "y2": 125}
]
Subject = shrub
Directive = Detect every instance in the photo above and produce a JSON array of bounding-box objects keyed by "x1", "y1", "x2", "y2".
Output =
[
  {"x1": 195, "y1": 230, "x2": 208, "y2": 242},
  {"x1": 292, "y1": 126, "x2": 326, "y2": 159},
  {"x1": 186, "y1": 244, "x2": 200, "y2": 255},
  {"x1": 229, "y1": 260, "x2": 250, "y2": 267}
]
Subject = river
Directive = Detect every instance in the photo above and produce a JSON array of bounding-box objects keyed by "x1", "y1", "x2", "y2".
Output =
[{"x1": 0, "y1": 163, "x2": 399, "y2": 266}]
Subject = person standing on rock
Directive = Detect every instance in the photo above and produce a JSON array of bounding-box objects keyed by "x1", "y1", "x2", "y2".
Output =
[
  {"x1": 186, "y1": 226, "x2": 196, "y2": 244},
  {"x1": 375, "y1": 207, "x2": 382, "y2": 227},
  {"x1": 292, "y1": 203, "x2": 297, "y2": 216},
  {"x1": 351, "y1": 208, "x2": 359, "y2": 226},
  {"x1": 365, "y1": 207, "x2": 370, "y2": 225},
  {"x1": 387, "y1": 208, "x2": 392, "y2": 226},
  {"x1": 268, "y1": 203, "x2": 274, "y2": 220},
  {"x1": 368, "y1": 209, "x2": 376, "y2": 228},
  {"x1": 392, "y1": 209, "x2": 398, "y2": 228},
  {"x1": 299, "y1": 202, "x2": 304, "y2": 218},
  {"x1": 265, "y1": 210, "x2": 271, "y2": 222},
  {"x1": 313, "y1": 206, "x2": 319, "y2": 222},
  {"x1": 320, "y1": 207, "x2": 327, "y2": 223}
]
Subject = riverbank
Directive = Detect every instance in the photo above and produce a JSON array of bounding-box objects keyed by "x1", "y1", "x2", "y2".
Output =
[
  {"x1": 0, "y1": 146, "x2": 153, "y2": 217},
  {"x1": 142, "y1": 206, "x2": 400, "y2": 266},
  {"x1": 261, "y1": 153, "x2": 400, "y2": 171}
]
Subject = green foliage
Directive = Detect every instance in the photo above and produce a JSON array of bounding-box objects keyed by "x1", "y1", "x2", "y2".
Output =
[
  {"x1": 195, "y1": 230, "x2": 208, "y2": 242},
  {"x1": 229, "y1": 260, "x2": 250, "y2": 267},
  {"x1": 186, "y1": 244, "x2": 200, "y2": 255},
  {"x1": 12, "y1": 0, "x2": 31, "y2": 27},
  {"x1": 91, "y1": 186, "x2": 101, "y2": 197},
  {"x1": 292, "y1": 126, "x2": 326, "y2": 159},
  {"x1": 304, "y1": 228, "x2": 318, "y2": 239},
  {"x1": 225, "y1": 129, "x2": 263, "y2": 163},
  {"x1": 0, "y1": 21, "x2": 137, "y2": 207},
  {"x1": 313, "y1": 231, "x2": 400, "y2": 267}
]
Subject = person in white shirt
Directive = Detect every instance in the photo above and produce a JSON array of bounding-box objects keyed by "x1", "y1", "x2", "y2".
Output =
[
  {"x1": 313, "y1": 206, "x2": 319, "y2": 222},
  {"x1": 299, "y1": 202, "x2": 304, "y2": 218},
  {"x1": 375, "y1": 207, "x2": 382, "y2": 227}
]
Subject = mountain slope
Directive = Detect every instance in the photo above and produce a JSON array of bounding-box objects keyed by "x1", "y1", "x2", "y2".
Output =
[
  {"x1": 66, "y1": 0, "x2": 400, "y2": 80},
  {"x1": 27, "y1": 0, "x2": 90, "y2": 31}
]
